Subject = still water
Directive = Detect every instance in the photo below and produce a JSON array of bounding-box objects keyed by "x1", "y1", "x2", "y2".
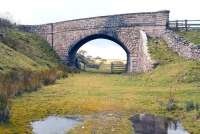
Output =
[
  {"x1": 130, "y1": 114, "x2": 189, "y2": 134},
  {"x1": 31, "y1": 114, "x2": 189, "y2": 134},
  {"x1": 31, "y1": 116, "x2": 81, "y2": 134}
]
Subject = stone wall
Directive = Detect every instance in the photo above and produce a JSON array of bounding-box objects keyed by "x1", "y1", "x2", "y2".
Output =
[{"x1": 162, "y1": 30, "x2": 200, "y2": 60}]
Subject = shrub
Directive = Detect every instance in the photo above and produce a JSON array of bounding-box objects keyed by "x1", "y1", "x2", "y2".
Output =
[
  {"x1": 196, "y1": 111, "x2": 200, "y2": 119},
  {"x1": 185, "y1": 101, "x2": 200, "y2": 112},
  {"x1": 0, "y1": 65, "x2": 69, "y2": 122},
  {"x1": 185, "y1": 101, "x2": 195, "y2": 112},
  {"x1": 166, "y1": 87, "x2": 177, "y2": 111},
  {"x1": 166, "y1": 98, "x2": 176, "y2": 111},
  {"x1": 0, "y1": 18, "x2": 13, "y2": 29},
  {"x1": 195, "y1": 103, "x2": 200, "y2": 111},
  {"x1": 0, "y1": 93, "x2": 9, "y2": 122},
  {"x1": 41, "y1": 69, "x2": 58, "y2": 85},
  {"x1": 0, "y1": 93, "x2": 8, "y2": 111}
]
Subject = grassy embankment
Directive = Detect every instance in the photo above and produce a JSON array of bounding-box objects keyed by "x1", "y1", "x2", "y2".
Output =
[
  {"x1": 0, "y1": 29, "x2": 69, "y2": 122},
  {"x1": 177, "y1": 31, "x2": 200, "y2": 46},
  {"x1": 0, "y1": 30, "x2": 60, "y2": 73},
  {"x1": 0, "y1": 35, "x2": 200, "y2": 133}
]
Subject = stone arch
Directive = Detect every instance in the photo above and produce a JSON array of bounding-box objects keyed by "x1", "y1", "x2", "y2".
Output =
[
  {"x1": 20, "y1": 10, "x2": 170, "y2": 73},
  {"x1": 56, "y1": 27, "x2": 147, "y2": 73},
  {"x1": 67, "y1": 33, "x2": 131, "y2": 72}
]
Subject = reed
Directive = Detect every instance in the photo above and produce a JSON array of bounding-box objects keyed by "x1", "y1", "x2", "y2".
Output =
[{"x1": 0, "y1": 65, "x2": 70, "y2": 122}]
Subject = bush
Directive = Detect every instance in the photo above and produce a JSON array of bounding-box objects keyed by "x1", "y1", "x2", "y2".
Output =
[
  {"x1": 0, "y1": 18, "x2": 13, "y2": 29},
  {"x1": 41, "y1": 69, "x2": 58, "y2": 85},
  {"x1": 195, "y1": 103, "x2": 200, "y2": 111},
  {"x1": 0, "y1": 94, "x2": 9, "y2": 122},
  {"x1": 0, "y1": 65, "x2": 69, "y2": 122},
  {"x1": 166, "y1": 98, "x2": 177, "y2": 111},
  {"x1": 196, "y1": 111, "x2": 200, "y2": 119},
  {"x1": 185, "y1": 101, "x2": 195, "y2": 112},
  {"x1": 185, "y1": 101, "x2": 200, "y2": 112},
  {"x1": 166, "y1": 87, "x2": 177, "y2": 111}
]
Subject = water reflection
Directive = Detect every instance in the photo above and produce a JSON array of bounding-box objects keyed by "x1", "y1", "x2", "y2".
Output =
[
  {"x1": 31, "y1": 116, "x2": 81, "y2": 134},
  {"x1": 130, "y1": 114, "x2": 189, "y2": 134}
]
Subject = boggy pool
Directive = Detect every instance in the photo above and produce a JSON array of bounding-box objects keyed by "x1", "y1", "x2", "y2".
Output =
[
  {"x1": 31, "y1": 116, "x2": 81, "y2": 134},
  {"x1": 130, "y1": 114, "x2": 189, "y2": 134}
]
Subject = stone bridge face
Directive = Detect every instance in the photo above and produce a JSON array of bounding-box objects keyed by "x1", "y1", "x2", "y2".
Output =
[{"x1": 21, "y1": 10, "x2": 169, "y2": 73}]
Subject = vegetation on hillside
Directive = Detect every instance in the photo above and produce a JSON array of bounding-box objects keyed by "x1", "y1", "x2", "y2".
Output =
[
  {"x1": 148, "y1": 38, "x2": 200, "y2": 84},
  {"x1": 177, "y1": 31, "x2": 200, "y2": 46},
  {"x1": 0, "y1": 25, "x2": 69, "y2": 122},
  {"x1": 0, "y1": 30, "x2": 61, "y2": 73},
  {"x1": 0, "y1": 37, "x2": 199, "y2": 133}
]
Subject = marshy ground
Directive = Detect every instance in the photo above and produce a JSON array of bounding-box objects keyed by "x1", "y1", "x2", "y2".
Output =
[
  {"x1": 0, "y1": 69, "x2": 200, "y2": 134},
  {"x1": 0, "y1": 37, "x2": 200, "y2": 134}
]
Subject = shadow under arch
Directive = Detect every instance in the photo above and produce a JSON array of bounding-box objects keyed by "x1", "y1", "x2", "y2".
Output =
[{"x1": 67, "y1": 34, "x2": 131, "y2": 72}]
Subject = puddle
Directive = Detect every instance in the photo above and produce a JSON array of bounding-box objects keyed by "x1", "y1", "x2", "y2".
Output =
[
  {"x1": 130, "y1": 114, "x2": 189, "y2": 134},
  {"x1": 31, "y1": 116, "x2": 81, "y2": 134}
]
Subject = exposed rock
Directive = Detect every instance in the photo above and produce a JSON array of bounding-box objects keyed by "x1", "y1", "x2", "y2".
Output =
[{"x1": 162, "y1": 30, "x2": 200, "y2": 60}]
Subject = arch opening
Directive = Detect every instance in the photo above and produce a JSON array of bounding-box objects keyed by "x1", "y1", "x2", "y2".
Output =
[{"x1": 67, "y1": 34, "x2": 131, "y2": 73}]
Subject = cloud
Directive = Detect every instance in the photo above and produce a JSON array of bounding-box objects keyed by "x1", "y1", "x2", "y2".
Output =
[
  {"x1": 78, "y1": 39, "x2": 127, "y2": 60},
  {"x1": 0, "y1": 0, "x2": 199, "y2": 24}
]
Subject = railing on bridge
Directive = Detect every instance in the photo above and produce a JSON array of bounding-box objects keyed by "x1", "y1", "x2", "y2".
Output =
[{"x1": 168, "y1": 20, "x2": 200, "y2": 31}]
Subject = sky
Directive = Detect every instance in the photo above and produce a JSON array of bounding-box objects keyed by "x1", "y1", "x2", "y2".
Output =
[
  {"x1": 78, "y1": 39, "x2": 127, "y2": 60},
  {"x1": 0, "y1": 0, "x2": 199, "y2": 60},
  {"x1": 0, "y1": 0, "x2": 200, "y2": 24}
]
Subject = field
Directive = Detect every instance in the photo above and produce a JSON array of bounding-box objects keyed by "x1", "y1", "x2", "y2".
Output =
[{"x1": 0, "y1": 38, "x2": 200, "y2": 134}]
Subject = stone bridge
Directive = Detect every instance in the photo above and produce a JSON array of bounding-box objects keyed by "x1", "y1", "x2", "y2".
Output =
[{"x1": 20, "y1": 10, "x2": 170, "y2": 73}]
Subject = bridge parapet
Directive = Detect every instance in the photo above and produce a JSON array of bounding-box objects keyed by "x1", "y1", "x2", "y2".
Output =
[{"x1": 19, "y1": 10, "x2": 169, "y2": 40}]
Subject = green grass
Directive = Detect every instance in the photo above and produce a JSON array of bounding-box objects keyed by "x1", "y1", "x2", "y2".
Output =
[
  {"x1": 0, "y1": 29, "x2": 68, "y2": 126},
  {"x1": 0, "y1": 42, "x2": 40, "y2": 73},
  {"x1": 177, "y1": 31, "x2": 200, "y2": 46},
  {"x1": 0, "y1": 37, "x2": 200, "y2": 133},
  {"x1": 0, "y1": 29, "x2": 60, "y2": 74}
]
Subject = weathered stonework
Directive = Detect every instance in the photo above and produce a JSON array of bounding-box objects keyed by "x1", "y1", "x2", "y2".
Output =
[
  {"x1": 162, "y1": 30, "x2": 200, "y2": 60},
  {"x1": 19, "y1": 10, "x2": 170, "y2": 73},
  {"x1": 138, "y1": 30, "x2": 153, "y2": 72}
]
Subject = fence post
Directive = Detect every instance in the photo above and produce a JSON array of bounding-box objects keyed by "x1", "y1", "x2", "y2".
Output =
[
  {"x1": 84, "y1": 63, "x2": 85, "y2": 71},
  {"x1": 111, "y1": 63, "x2": 113, "y2": 73},
  {"x1": 185, "y1": 20, "x2": 188, "y2": 31},
  {"x1": 175, "y1": 20, "x2": 179, "y2": 31}
]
